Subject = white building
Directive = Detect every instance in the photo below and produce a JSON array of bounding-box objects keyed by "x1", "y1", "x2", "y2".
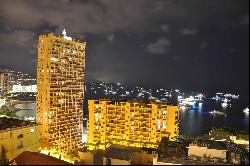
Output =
[
  {"x1": 0, "y1": 98, "x2": 6, "y2": 107},
  {"x1": 12, "y1": 85, "x2": 37, "y2": 93},
  {"x1": 187, "y1": 141, "x2": 228, "y2": 162},
  {"x1": 230, "y1": 136, "x2": 249, "y2": 146}
]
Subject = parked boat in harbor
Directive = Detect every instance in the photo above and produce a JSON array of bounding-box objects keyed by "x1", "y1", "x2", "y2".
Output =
[{"x1": 209, "y1": 110, "x2": 226, "y2": 116}]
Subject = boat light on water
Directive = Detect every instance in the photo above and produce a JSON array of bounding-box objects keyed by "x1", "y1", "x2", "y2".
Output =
[
  {"x1": 243, "y1": 107, "x2": 249, "y2": 114},
  {"x1": 209, "y1": 110, "x2": 226, "y2": 116}
]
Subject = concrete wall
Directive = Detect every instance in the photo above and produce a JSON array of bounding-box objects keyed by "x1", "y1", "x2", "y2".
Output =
[
  {"x1": 131, "y1": 152, "x2": 156, "y2": 165},
  {"x1": 206, "y1": 149, "x2": 227, "y2": 159},
  {"x1": 188, "y1": 145, "x2": 227, "y2": 159},
  {"x1": 111, "y1": 158, "x2": 130, "y2": 165},
  {"x1": 188, "y1": 146, "x2": 207, "y2": 157},
  {"x1": 78, "y1": 151, "x2": 93, "y2": 165},
  {"x1": 0, "y1": 125, "x2": 40, "y2": 162}
]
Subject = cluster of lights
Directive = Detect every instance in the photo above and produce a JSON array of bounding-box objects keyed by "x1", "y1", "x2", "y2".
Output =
[
  {"x1": 178, "y1": 95, "x2": 202, "y2": 106},
  {"x1": 215, "y1": 92, "x2": 240, "y2": 100}
]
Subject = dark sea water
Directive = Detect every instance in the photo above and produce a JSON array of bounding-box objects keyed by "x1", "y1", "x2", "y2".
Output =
[
  {"x1": 15, "y1": 99, "x2": 249, "y2": 136},
  {"x1": 179, "y1": 99, "x2": 249, "y2": 136}
]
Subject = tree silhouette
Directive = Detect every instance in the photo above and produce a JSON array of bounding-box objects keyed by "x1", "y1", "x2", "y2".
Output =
[{"x1": 1, "y1": 145, "x2": 8, "y2": 165}]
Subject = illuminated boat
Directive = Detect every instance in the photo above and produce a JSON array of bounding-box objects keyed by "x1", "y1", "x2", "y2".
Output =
[
  {"x1": 243, "y1": 107, "x2": 249, "y2": 114},
  {"x1": 209, "y1": 110, "x2": 226, "y2": 115}
]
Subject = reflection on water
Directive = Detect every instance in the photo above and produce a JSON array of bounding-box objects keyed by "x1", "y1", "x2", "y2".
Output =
[
  {"x1": 180, "y1": 103, "x2": 249, "y2": 136},
  {"x1": 15, "y1": 103, "x2": 36, "y2": 120}
]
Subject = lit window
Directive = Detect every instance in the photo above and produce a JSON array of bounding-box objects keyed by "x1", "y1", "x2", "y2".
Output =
[
  {"x1": 157, "y1": 125, "x2": 161, "y2": 129},
  {"x1": 30, "y1": 129, "x2": 35, "y2": 133},
  {"x1": 17, "y1": 134, "x2": 23, "y2": 139}
]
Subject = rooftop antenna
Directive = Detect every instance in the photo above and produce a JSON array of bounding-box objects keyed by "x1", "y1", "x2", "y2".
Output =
[
  {"x1": 61, "y1": 28, "x2": 72, "y2": 41},
  {"x1": 62, "y1": 29, "x2": 67, "y2": 36}
]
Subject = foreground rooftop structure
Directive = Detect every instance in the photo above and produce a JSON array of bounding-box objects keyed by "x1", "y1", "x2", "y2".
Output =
[
  {"x1": 0, "y1": 117, "x2": 40, "y2": 164},
  {"x1": 10, "y1": 151, "x2": 72, "y2": 165}
]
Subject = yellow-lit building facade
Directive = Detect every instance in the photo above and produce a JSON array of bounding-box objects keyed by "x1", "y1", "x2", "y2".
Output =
[
  {"x1": 36, "y1": 31, "x2": 86, "y2": 155},
  {"x1": 0, "y1": 117, "x2": 40, "y2": 163},
  {"x1": 87, "y1": 100, "x2": 179, "y2": 150}
]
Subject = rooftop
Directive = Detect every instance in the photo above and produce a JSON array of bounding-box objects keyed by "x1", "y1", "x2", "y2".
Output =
[
  {"x1": 208, "y1": 141, "x2": 227, "y2": 150},
  {"x1": 10, "y1": 151, "x2": 72, "y2": 165},
  {"x1": 91, "y1": 99, "x2": 178, "y2": 106},
  {"x1": 190, "y1": 140, "x2": 228, "y2": 151},
  {"x1": 0, "y1": 117, "x2": 38, "y2": 131},
  {"x1": 106, "y1": 144, "x2": 141, "y2": 161}
]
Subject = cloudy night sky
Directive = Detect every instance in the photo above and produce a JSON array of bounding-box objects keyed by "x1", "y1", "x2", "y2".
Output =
[{"x1": 0, "y1": 0, "x2": 249, "y2": 99}]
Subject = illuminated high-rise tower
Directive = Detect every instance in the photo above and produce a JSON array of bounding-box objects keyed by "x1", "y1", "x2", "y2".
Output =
[{"x1": 36, "y1": 30, "x2": 86, "y2": 155}]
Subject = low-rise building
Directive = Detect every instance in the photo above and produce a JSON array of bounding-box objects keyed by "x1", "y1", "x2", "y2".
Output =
[
  {"x1": 104, "y1": 144, "x2": 141, "y2": 165},
  {"x1": 78, "y1": 144, "x2": 158, "y2": 165},
  {"x1": 209, "y1": 128, "x2": 249, "y2": 146},
  {"x1": 104, "y1": 144, "x2": 158, "y2": 165},
  {"x1": 187, "y1": 140, "x2": 228, "y2": 162},
  {"x1": 10, "y1": 151, "x2": 72, "y2": 165},
  {"x1": 12, "y1": 84, "x2": 37, "y2": 93},
  {"x1": 0, "y1": 98, "x2": 6, "y2": 108},
  {"x1": 78, "y1": 149, "x2": 106, "y2": 165},
  {"x1": 0, "y1": 117, "x2": 40, "y2": 164},
  {"x1": 230, "y1": 136, "x2": 249, "y2": 146},
  {"x1": 0, "y1": 73, "x2": 11, "y2": 95}
]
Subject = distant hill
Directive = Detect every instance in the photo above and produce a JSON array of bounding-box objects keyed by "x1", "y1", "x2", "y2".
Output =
[
  {"x1": 0, "y1": 65, "x2": 36, "y2": 80},
  {"x1": 0, "y1": 64, "x2": 11, "y2": 69}
]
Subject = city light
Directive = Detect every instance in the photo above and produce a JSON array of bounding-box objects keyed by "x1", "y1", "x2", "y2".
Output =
[{"x1": 0, "y1": 1, "x2": 249, "y2": 165}]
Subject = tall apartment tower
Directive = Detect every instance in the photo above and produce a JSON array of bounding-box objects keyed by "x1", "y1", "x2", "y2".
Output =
[
  {"x1": 36, "y1": 30, "x2": 86, "y2": 154},
  {"x1": 87, "y1": 100, "x2": 179, "y2": 150}
]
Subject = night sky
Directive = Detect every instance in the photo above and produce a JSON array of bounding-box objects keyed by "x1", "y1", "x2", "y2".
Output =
[{"x1": 0, "y1": 0, "x2": 249, "y2": 100}]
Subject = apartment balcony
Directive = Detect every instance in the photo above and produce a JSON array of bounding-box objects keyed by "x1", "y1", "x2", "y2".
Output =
[
  {"x1": 107, "y1": 123, "x2": 116, "y2": 127},
  {"x1": 132, "y1": 125, "x2": 139, "y2": 129},
  {"x1": 134, "y1": 130, "x2": 140, "y2": 134},
  {"x1": 118, "y1": 119, "x2": 125, "y2": 122}
]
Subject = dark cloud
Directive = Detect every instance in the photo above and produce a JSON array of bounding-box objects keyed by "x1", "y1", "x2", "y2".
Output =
[
  {"x1": 146, "y1": 38, "x2": 172, "y2": 54},
  {"x1": 0, "y1": 0, "x2": 248, "y2": 99},
  {"x1": 107, "y1": 34, "x2": 115, "y2": 43},
  {"x1": 180, "y1": 28, "x2": 198, "y2": 35},
  {"x1": 160, "y1": 24, "x2": 169, "y2": 32},
  {"x1": 200, "y1": 42, "x2": 208, "y2": 49},
  {"x1": 240, "y1": 14, "x2": 249, "y2": 25},
  {"x1": 0, "y1": 30, "x2": 37, "y2": 46}
]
